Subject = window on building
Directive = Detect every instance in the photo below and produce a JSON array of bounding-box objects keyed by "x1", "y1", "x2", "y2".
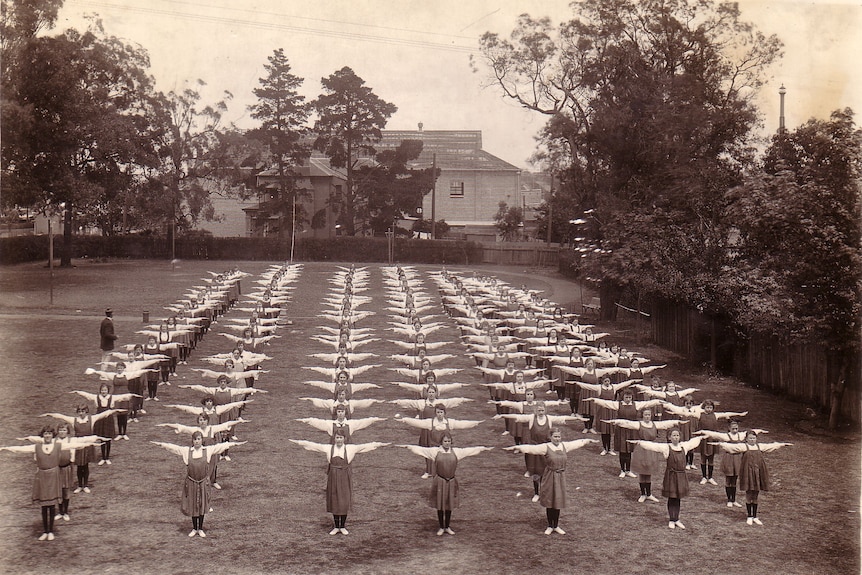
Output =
[{"x1": 449, "y1": 181, "x2": 464, "y2": 197}]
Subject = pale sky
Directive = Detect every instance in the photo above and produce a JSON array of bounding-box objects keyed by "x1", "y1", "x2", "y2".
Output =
[{"x1": 55, "y1": 0, "x2": 862, "y2": 170}]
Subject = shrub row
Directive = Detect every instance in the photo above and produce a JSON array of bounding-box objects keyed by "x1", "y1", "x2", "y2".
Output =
[{"x1": 0, "y1": 234, "x2": 483, "y2": 265}]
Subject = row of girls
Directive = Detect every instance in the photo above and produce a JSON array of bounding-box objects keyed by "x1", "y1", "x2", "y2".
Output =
[
  {"x1": 291, "y1": 265, "x2": 390, "y2": 535},
  {"x1": 428, "y1": 268, "x2": 791, "y2": 531},
  {"x1": 290, "y1": 264, "x2": 496, "y2": 537},
  {"x1": 0, "y1": 267, "x2": 252, "y2": 541},
  {"x1": 150, "y1": 263, "x2": 302, "y2": 537}
]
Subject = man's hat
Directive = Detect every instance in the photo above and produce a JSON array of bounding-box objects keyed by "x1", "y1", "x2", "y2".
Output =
[{"x1": 105, "y1": 308, "x2": 113, "y2": 315}]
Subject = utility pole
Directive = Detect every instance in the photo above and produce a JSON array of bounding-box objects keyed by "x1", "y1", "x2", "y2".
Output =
[
  {"x1": 546, "y1": 173, "x2": 554, "y2": 244},
  {"x1": 430, "y1": 153, "x2": 437, "y2": 239}
]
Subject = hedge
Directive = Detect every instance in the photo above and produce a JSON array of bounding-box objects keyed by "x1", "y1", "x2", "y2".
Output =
[{"x1": 0, "y1": 234, "x2": 483, "y2": 265}]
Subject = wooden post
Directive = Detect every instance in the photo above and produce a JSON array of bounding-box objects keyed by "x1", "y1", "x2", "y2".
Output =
[{"x1": 48, "y1": 218, "x2": 54, "y2": 305}]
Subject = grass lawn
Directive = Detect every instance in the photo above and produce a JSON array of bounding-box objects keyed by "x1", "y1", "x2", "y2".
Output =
[{"x1": 0, "y1": 258, "x2": 858, "y2": 575}]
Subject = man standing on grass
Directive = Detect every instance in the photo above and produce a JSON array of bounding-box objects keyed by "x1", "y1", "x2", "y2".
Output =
[{"x1": 100, "y1": 308, "x2": 118, "y2": 366}]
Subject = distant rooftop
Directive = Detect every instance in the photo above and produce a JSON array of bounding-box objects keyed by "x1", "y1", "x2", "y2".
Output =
[{"x1": 378, "y1": 130, "x2": 520, "y2": 172}]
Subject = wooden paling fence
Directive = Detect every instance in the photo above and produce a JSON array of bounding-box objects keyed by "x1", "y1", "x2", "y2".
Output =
[
  {"x1": 478, "y1": 242, "x2": 560, "y2": 266},
  {"x1": 651, "y1": 299, "x2": 861, "y2": 423}
]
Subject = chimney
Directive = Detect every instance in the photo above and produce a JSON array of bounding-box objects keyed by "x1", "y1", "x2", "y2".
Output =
[
  {"x1": 418, "y1": 122, "x2": 423, "y2": 132},
  {"x1": 778, "y1": 84, "x2": 786, "y2": 133}
]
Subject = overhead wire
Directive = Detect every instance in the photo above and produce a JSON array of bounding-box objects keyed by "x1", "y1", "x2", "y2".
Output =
[{"x1": 70, "y1": 0, "x2": 480, "y2": 54}]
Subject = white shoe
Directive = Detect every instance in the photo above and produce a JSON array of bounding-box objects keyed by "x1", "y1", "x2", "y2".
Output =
[
  {"x1": 668, "y1": 522, "x2": 675, "y2": 529},
  {"x1": 638, "y1": 495, "x2": 647, "y2": 503},
  {"x1": 153, "y1": 397, "x2": 160, "y2": 401},
  {"x1": 329, "y1": 528, "x2": 339, "y2": 535},
  {"x1": 626, "y1": 471, "x2": 637, "y2": 478},
  {"x1": 501, "y1": 431, "x2": 510, "y2": 436},
  {"x1": 647, "y1": 495, "x2": 659, "y2": 502},
  {"x1": 38, "y1": 533, "x2": 48, "y2": 541},
  {"x1": 707, "y1": 478, "x2": 718, "y2": 485},
  {"x1": 600, "y1": 449, "x2": 608, "y2": 456},
  {"x1": 113, "y1": 435, "x2": 123, "y2": 441},
  {"x1": 675, "y1": 521, "x2": 685, "y2": 529},
  {"x1": 746, "y1": 517, "x2": 754, "y2": 525},
  {"x1": 609, "y1": 450, "x2": 618, "y2": 456},
  {"x1": 531, "y1": 494, "x2": 540, "y2": 503},
  {"x1": 339, "y1": 528, "x2": 349, "y2": 535},
  {"x1": 63, "y1": 514, "x2": 70, "y2": 521},
  {"x1": 733, "y1": 501, "x2": 743, "y2": 507},
  {"x1": 436, "y1": 528, "x2": 445, "y2": 536},
  {"x1": 189, "y1": 530, "x2": 198, "y2": 537},
  {"x1": 55, "y1": 514, "x2": 63, "y2": 520},
  {"x1": 421, "y1": 473, "x2": 431, "y2": 479},
  {"x1": 589, "y1": 428, "x2": 598, "y2": 434},
  {"x1": 144, "y1": 397, "x2": 151, "y2": 401},
  {"x1": 230, "y1": 436, "x2": 238, "y2": 441},
  {"x1": 553, "y1": 527, "x2": 565, "y2": 535},
  {"x1": 524, "y1": 471, "x2": 531, "y2": 478},
  {"x1": 223, "y1": 456, "x2": 231, "y2": 462},
  {"x1": 98, "y1": 460, "x2": 105, "y2": 466},
  {"x1": 544, "y1": 527, "x2": 553, "y2": 535},
  {"x1": 699, "y1": 477, "x2": 708, "y2": 485},
  {"x1": 123, "y1": 435, "x2": 130, "y2": 440},
  {"x1": 618, "y1": 471, "x2": 626, "y2": 478},
  {"x1": 444, "y1": 527, "x2": 455, "y2": 535},
  {"x1": 47, "y1": 533, "x2": 55, "y2": 541},
  {"x1": 139, "y1": 409, "x2": 147, "y2": 414},
  {"x1": 83, "y1": 487, "x2": 91, "y2": 493},
  {"x1": 727, "y1": 502, "x2": 734, "y2": 508},
  {"x1": 212, "y1": 483, "x2": 222, "y2": 490},
  {"x1": 198, "y1": 530, "x2": 206, "y2": 537},
  {"x1": 73, "y1": 487, "x2": 83, "y2": 494},
  {"x1": 105, "y1": 459, "x2": 112, "y2": 465},
  {"x1": 752, "y1": 518, "x2": 762, "y2": 525}
]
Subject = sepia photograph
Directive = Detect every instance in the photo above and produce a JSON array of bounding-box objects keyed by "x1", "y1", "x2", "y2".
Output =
[{"x1": 1, "y1": 1, "x2": 859, "y2": 574}]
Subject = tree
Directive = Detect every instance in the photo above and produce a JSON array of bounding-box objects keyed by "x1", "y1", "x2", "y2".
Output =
[
  {"x1": 1, "y1": 0, "x2": 63, "y2": 79},
  {"x1": 311, "y1": 67, "x2": 397, "y2": 235},
  {"x1": 353, "y1": 139, "x2": 438, "y2": 235},
  {"x1": 2, "y1": 20, "x2": 160, "y2": 264},
  {"x1": 145, "y1": 81, "x2": 235, "y2": 258},
  {"x1": 247, "y1": 48, "x2": 310, "y2": 254},
  {"x1": 494, "y1": 202, "x2": 524, "y2": 240},
  {"x1": 476, "y1": 0, "x2": 781, "y2": 325},
  {"x1": 726, "y1": 109, "x2": 862, "y2": 428}
]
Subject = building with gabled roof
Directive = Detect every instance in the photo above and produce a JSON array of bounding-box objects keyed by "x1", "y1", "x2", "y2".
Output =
[
  {"x1": 377, "y1": 128, "x2": 522, "y2": 240},
  {"x1": 245, "y1": 156, "x2": 348, "y2": 239},
  {"x1": 201, "y1": 129, "x2": 526, "y2": 240}
]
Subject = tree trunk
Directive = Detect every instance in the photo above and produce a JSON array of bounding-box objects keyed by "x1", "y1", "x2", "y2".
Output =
[
  {"x1": 60, "y1": 204, "x2": 73, "y2": 267},
  {"x1": 710, "y1": 316, "x2": 718, "y2": 372},
  {"x1": 827, "y1": 349, "x2": 849, "y2": 430},
  {"x1": 598, "y1": 281, "x2": 622, "y2": 322}
]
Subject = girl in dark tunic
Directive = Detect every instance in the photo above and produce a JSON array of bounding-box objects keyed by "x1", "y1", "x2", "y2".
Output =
[
  {"x1": 398, "y1": 433, "x2": 493, "y2": 535},
  {"x1": 505, "y1": 429, "x2": 597, "y2": 535},
  {"x1": 603, "y1": 410, "x2": 685, "y2": 502},
  {"x1": 587, "y1": 390, "x2": 660, "y2": 478},
  {"x1": 42, "y1": 404, "x2": 120, "y2": 493},
  {"x1": 290, "y1": 432, "x2": 388, "y2": 535},
  {"x1": 711, "y1": 431, "x2": 791, "y2": 525},
  {"x1": 630, "y1": 428, "x2": 704, "y2": 529},
  {"x1": 1, "y1": 426, "x2": 101, "y2": 540},
  {"x1": 498, "y1": 403, "x2": 582, "y2": 501},
  {"x1": 151, "y1": 431, "x2": 245, "y2": 537}
]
